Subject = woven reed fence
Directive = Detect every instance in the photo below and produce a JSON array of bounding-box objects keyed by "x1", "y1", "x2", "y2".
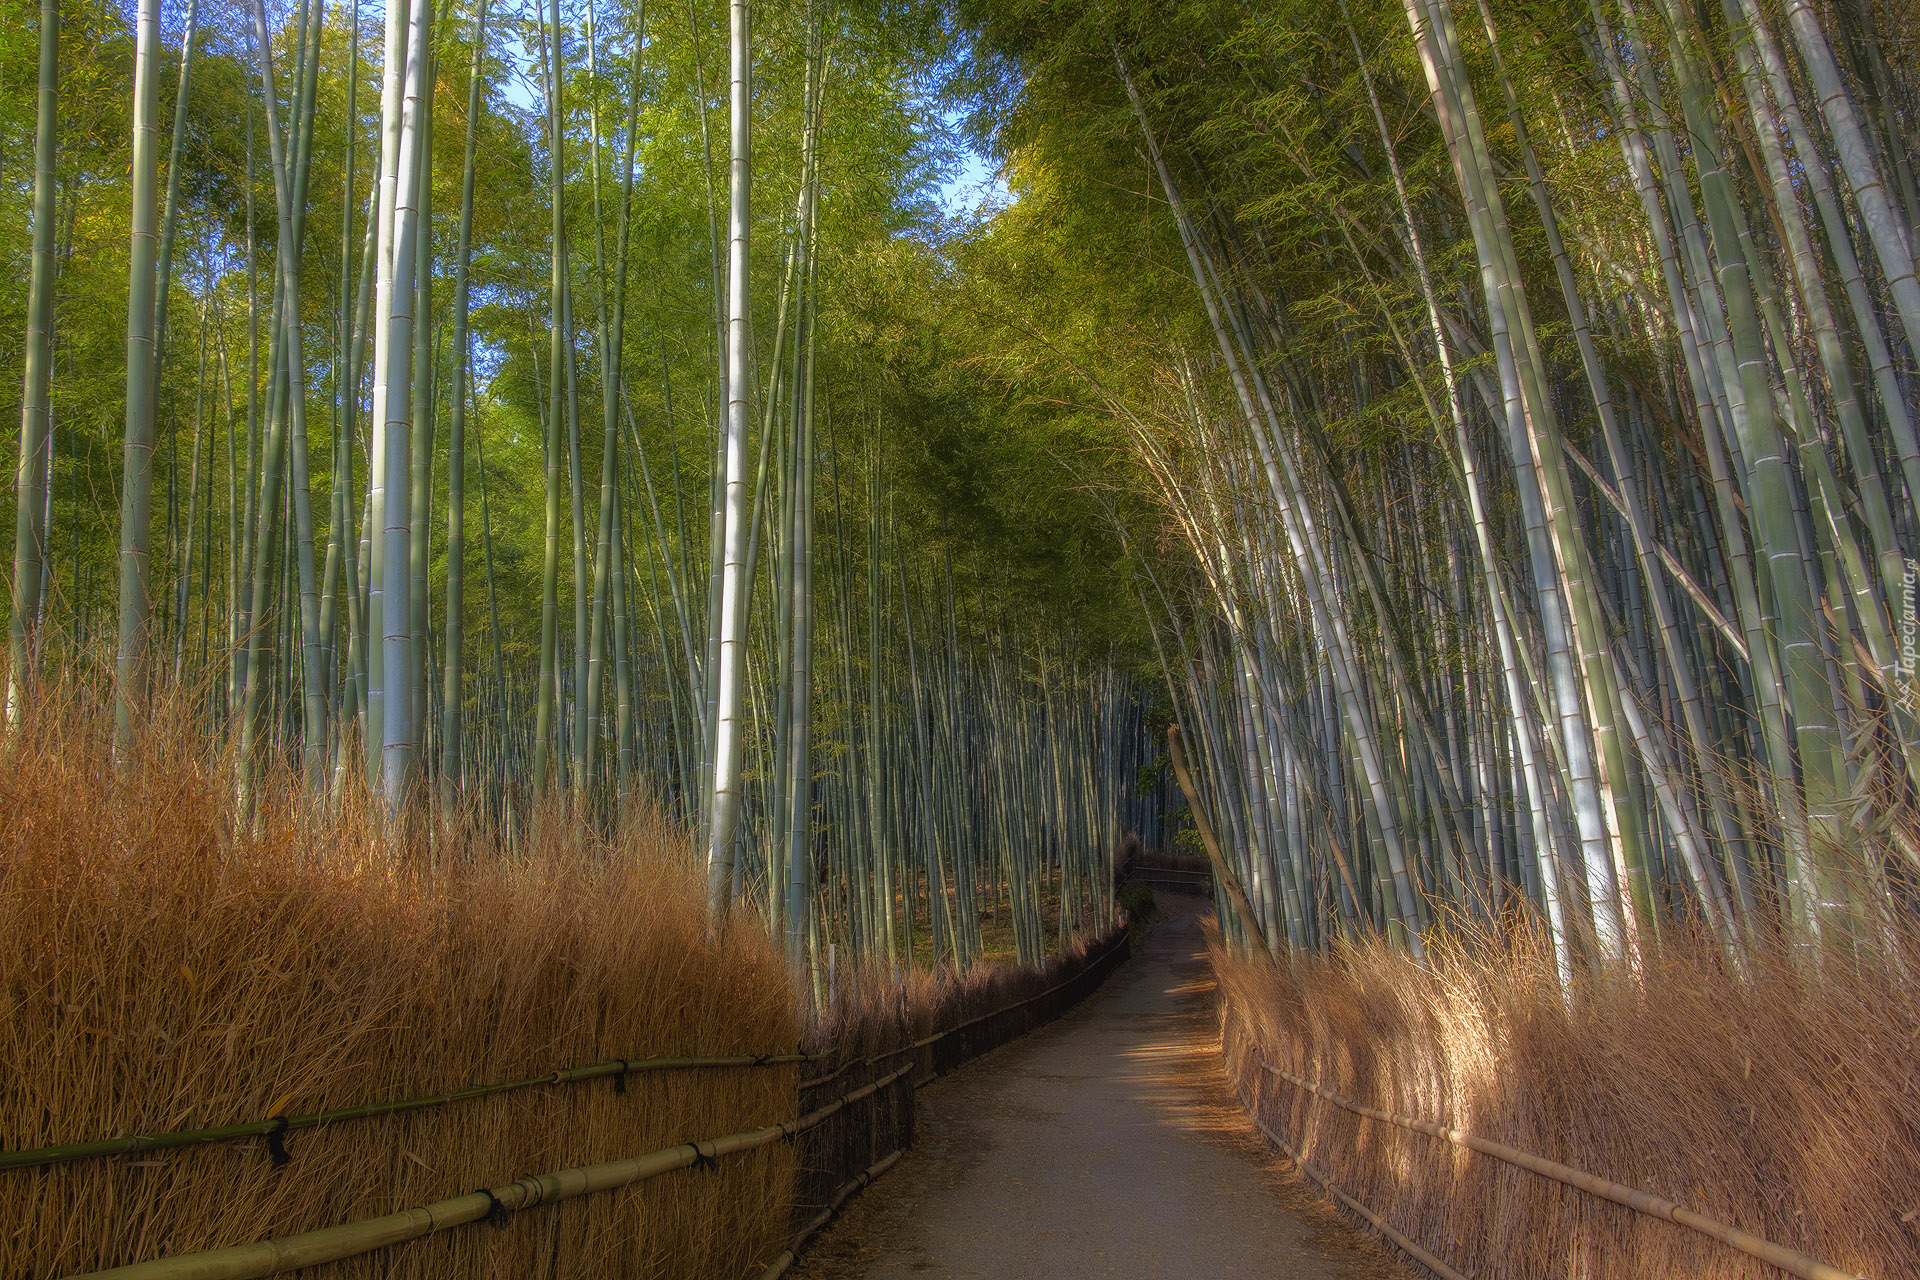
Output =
[
  {"x1": 9, "y1": 926, "x2": 1130, "y2": 1280},
  {"x1": 1213, "y1": 941, "x2": 1901, "y2": 1280}
]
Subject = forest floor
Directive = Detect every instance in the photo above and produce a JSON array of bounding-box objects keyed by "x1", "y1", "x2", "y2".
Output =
[{"x1": 788, "y1": 895, "x2": 1414, "y2": 1280}]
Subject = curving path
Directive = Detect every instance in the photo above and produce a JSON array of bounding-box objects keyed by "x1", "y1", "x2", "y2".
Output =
[{"x1": 790, "y1": 896, "x2": 1412, "y2": 1280}]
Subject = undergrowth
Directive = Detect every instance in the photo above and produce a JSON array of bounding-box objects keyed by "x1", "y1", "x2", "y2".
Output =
[
  {"x1": 1214, "y1": 923, "x2": 1920, "y2": 1278},
  {"x1": 0, "y1": 677, "x2": 798, "y2": 1278},
  {"x1": 1, "y1": 665, "x2": 1132, "y2": 1277}
]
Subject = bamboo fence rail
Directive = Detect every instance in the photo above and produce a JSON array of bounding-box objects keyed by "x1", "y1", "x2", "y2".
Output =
[
  {"x1": 47, "y1": 925, "x2": 1133, "y2": 1280},
  {"x1": 0, "y1": 1053, "x2": 817, "y2": 1173},
  {"x1": 1234, "y1": 1095, "x2": 1469, "y2": 1280},
  {"x1": 1233, "y1": 1032, "x2": 1867, "y2": 1280},
  {"x1": 11, "y1": 929, "x2": 1133, "y2": 1180},
  {"x1": 758, "y1": 1148, "x2": 906, "y2": 1280},
  {"x1": 73, "y1": 1064, "x2": 915, "y2": 1280},
  {"x1": 792, "y1": 926, "x2": 1135, "y2": 1094}
]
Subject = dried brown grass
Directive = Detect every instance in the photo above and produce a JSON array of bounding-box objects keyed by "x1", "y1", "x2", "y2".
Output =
[
  {"x1": 1214, "y1": 922, "x2": 1920, "y2": 1279},
  {"x1": 813, "y1": 916, "x2": 1126, "y2": 1067},
  {"x1": 0, "y1": 677, "x2": 799, "y2": 1278}
]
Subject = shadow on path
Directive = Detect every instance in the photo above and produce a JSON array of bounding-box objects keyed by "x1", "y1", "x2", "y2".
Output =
[{"x1": 789, "y1": 897, "x2": 1413, "y2": 1279}]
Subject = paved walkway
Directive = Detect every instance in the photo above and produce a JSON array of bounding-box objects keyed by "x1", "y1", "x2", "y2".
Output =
[{"x1": 790, "y1": 897, "x2": 1411, "y2": 1280}]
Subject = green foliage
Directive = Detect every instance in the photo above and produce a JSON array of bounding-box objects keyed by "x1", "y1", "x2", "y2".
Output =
[{"x1": 1117, "y1": 878, "x2": 1157, "y2": 930}]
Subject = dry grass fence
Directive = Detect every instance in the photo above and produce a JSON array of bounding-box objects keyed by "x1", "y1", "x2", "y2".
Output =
[
  {"x1": 1, "y1": 682, "x2": 798, "y2": 1279},
  {"x1": 1213, "y1": 924, "x2": 1920, "y2": 1279},
  {"x1": 2, "y1": 672, "x2": 1133, "y2": 1279}
]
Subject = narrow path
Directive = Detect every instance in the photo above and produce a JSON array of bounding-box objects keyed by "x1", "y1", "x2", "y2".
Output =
[{"x1": 790, "y1": 897, "x2": 1412, "y2": 1279}]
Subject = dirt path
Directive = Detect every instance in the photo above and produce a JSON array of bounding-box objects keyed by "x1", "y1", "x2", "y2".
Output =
[{"x1": 789, "y1": 897, "x2": 1413, "y2": 1280}]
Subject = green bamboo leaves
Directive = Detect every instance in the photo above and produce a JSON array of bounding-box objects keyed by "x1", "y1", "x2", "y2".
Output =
[{"x1": 933, "y1": 0, "x2": 1920, "y2": 973}]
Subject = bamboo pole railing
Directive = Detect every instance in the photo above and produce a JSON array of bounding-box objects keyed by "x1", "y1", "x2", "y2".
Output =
[
  {"x1": 10, "y1": 931, "x2": 1132, "y2": 1178},
  {"x1": 1232, "y1": 1082, "x2": 1470, "y2": 1280},
  {"x1": 1243, "y1": 1041, "x2": 1867, "y2": 1280},
  {"x1": 907, "y1": 925, "x2": 1133, "y2": 1082},
  {"x1": 73, "y1": 1063, "x2": 915, "y2": 1280},
  {"x1": 0, "y1": 1052, "x2": 817, "y2": 1173},
  {"x1": 797, "y1": 925, "x2": 1134, "y2": 1093},
  {"x1": 774, "y1": 925, "x2": 1134, "y2": 1271},
  {"x1": 758, "y1": 1148, "x2": 906, "y2": 1280},
  {"x1": 46, "y1": 924, "x2": 1134, "y2": 1280}
]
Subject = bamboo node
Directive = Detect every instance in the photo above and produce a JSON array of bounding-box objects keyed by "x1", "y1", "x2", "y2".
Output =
[{"x1": 478, "y1": 1187, "x2": 511, "y2": 1229}]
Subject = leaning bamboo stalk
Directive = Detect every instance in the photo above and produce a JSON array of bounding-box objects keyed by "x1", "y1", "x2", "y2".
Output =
[
  {"x1": 1560, "y1": 441, "x2": 1746, "y2": 661},
  {"x1": 1410, "y1": 0, "x2": 1637, "y2": 955},
  {"x1": 1778, "y1": 0, "x2": 1920, "y2": 361},
  {"x1": 1168, "y1": 724, "x2": 1268, "y2": 952},
  {"x1": 1115, "y1": 47, "x2": 1425, "y2": 956}
]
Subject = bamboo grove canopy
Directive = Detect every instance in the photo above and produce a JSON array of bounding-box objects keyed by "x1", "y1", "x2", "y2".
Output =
[
  {"x1": 945, "y1": 0, "x2": 1920, "y2": 971},
  {"x1": 3, "y1": 0, "x2": 1919, "y2": 977},
  {"x1": 0, "y1": 0, "x2": 1167, "y2": 987}
]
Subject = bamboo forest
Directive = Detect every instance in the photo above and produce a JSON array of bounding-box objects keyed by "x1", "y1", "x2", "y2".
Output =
[{"x1": 2, "y1": 0, "x2": 1917, "y2": 1271}]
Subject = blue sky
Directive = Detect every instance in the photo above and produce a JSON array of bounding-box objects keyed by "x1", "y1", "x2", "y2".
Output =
[
  {"x1": 478, "y1": 18, "x2": 1013, "y2": 223},
  {"x1": 935, "y1": 145, "x2": 1011, "y2": 220}
]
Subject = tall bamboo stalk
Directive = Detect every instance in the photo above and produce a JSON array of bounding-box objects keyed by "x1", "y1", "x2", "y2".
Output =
[
  {"x1": 706, "y1": 0, "x2": 754, "y2": 921},
  {"x1": 440, "y1": 0, "x2": 489, "y2": 801},
  {"x1": 6, "y1": 0, "x2": 58, "y2": 731},
  {"x1": 114, "y1": 0, "x2": 165, "y2": 758}
]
